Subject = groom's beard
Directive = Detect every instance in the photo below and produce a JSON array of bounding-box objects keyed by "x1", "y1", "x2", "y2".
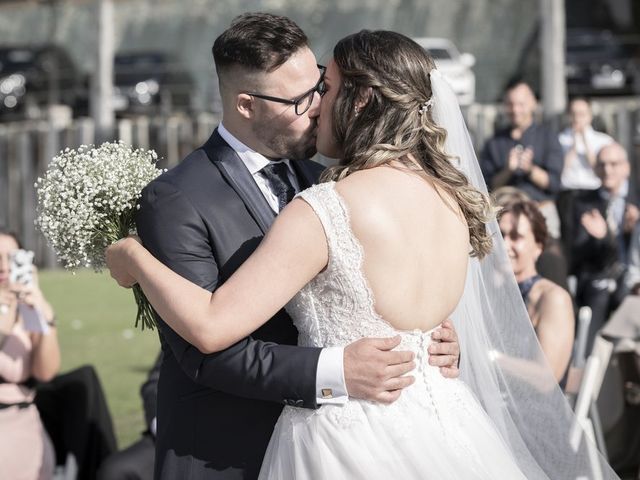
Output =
[{"x1": 253, "y1": 121, "x2": 318, "y2": 161}]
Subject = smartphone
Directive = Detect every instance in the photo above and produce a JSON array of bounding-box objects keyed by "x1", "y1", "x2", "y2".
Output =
[
  {"x1": 9, "y1": 249, "x2": 34, "y2": 286},
  {"x1": 9, "y1": 249, "x2": 49, "y2": 333}
]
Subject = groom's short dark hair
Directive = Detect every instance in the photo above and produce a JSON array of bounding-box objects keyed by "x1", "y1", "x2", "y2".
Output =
[{"x1": 212, "y1": 12, "x2": 308, "y2": 74}]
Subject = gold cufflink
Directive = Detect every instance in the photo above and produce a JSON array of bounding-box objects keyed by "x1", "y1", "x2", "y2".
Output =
[{"x1": 321, "y1": 388, "x2": 333, "y2": 398}]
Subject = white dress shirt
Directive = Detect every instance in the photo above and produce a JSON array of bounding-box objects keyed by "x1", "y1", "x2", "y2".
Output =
[
  {"x1": 558, "y1": 126, "x2": 613, "y2": 190},
  {"x1": 218, "y1": 123, "x2": 348, "y2": 404}
]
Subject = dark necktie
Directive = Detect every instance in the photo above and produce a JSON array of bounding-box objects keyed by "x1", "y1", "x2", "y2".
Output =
[{"x1": 260, "y1": 162, "x2": 296, "y2": 212}]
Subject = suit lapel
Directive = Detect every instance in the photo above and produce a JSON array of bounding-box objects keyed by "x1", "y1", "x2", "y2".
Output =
[{"x1": 203, "y1": 130, "x2": 276, "y2": 234}]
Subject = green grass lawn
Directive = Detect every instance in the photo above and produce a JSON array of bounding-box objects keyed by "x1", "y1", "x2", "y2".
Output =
[{"x1": 39, "y1": 269, "x2": 160, "y2": 449}]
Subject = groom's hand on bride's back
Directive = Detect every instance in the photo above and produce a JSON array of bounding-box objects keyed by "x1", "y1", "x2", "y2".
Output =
[
  {"x1": 343, "y1": 320, "x2": 461, "y2": 404},
  {"x1": 343, "y1": 336, "x2": 416, "y2": 404}
]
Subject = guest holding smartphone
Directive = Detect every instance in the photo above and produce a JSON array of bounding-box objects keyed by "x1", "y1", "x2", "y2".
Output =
[{"x1": 0, "y1": 228, "x2": 60, "y2": 480}]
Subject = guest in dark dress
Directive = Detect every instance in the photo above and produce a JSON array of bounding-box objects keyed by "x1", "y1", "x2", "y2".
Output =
[{"x1": 497, "y1": 200, "x2": 574, "y2": 383}]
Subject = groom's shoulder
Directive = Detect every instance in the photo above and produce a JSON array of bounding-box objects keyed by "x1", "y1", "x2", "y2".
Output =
[
  {"x1": 146, "y1": 133, "x2": 229, "y2": 193},
  {"x1": 153, "y1": 148, "x2": 218, "y2": 188}
]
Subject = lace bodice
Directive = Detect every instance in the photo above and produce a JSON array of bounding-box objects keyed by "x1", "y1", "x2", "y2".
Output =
[
  {"x1": 286, "y1": 182, "x2": 434, "y2": 359},
  {"x1": 281, "y1": 182, "x2": 474, "y2": 443}
]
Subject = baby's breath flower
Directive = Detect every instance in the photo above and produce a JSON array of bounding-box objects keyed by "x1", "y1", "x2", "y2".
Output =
[{"x1": 35, "y1": 141, "x2": 163, "y2": 329}]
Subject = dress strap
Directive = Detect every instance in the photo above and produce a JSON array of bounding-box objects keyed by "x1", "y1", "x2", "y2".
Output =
[
  {"x1": 517, "y1": 274, "x2": 542, "y2": 305},
  {"x1": 296, "y1": 181, "x2": 354, "y2": 269}
]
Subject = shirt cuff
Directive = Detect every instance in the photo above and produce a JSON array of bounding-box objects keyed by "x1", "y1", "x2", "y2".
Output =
[
  {"x1": 316, "y1": 347, "x2": 348, "y2": 405},
  {"x1": 150, "y1": 417, "x2": 157, "y2": 437}
]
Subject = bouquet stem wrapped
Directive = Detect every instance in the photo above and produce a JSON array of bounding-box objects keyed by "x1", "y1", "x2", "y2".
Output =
[{"x1": 36, "y1": 142, "x2": 165, "y2": 330}]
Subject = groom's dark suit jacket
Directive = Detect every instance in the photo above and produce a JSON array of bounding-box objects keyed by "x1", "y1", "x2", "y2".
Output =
[{"x1": 136, "y1": 129, "x2": 326, "y2": 479}]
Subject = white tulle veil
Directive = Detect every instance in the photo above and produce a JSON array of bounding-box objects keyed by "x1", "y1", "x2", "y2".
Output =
[{"x1": 429, "y1": 69, "x2": 619, "y2": 479}]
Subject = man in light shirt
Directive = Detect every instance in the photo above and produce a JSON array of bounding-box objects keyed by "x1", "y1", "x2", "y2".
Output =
[
  {"x1": 558, "y1": 97, "x2": 613, "y2": 191},
  {"x1": 134, "y1": 13, "x2": 460, "y2": 480}
]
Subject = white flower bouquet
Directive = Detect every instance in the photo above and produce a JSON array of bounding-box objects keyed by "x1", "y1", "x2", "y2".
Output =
[{"x1": 35, "y1": 141, "x2": 165, "y2": 330}]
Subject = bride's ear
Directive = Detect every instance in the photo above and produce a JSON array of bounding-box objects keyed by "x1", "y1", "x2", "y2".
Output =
[{"x1": 355, "y1": 87, "x2": 373, "y2": 111}]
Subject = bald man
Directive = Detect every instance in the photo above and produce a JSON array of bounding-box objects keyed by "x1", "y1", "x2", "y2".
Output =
[
  {"x1": 568, "y1": 142, "x2": 639, "y2": 353},
  {"x1": 479, "y1": 81, "x2": 563, "y2": 219}
]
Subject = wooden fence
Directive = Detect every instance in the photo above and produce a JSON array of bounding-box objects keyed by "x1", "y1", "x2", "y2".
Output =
[
  {"x1": 0, "y1": 112, "x2": 220, "y2": 266},
  {"x1": 1, "y1": 99, "x2": 640, "y2": 267}
]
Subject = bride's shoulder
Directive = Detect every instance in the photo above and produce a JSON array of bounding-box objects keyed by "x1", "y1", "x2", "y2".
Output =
[
  {"x1": 335, "y1": 165, "x2": 437, "y2": 204},
  {"x1": 333, "y1": 167, "x2": 423, "y2": 224},
  {"x1": 333, "y1": 169, "x2": 386, "y2": 207},
  {"x1": 335, "y1": 165, "x2": 403, "y2": 192}
]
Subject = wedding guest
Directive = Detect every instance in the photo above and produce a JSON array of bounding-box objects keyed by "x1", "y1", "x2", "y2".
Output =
[
  {"x1": 497, "y1": 200, "x2": 574, "y2": 383},
  {"x1": 558, "y1": 97, "x2": 613, "y2": 191},
  {"x1": 96, "y1": 352, "x2": 160, "y2": 480},
  {"x1": 35, "y1": 365, "x2": 117, "y2": 479},
  {"x1": 493, "y1": 187, "x2": 570, "y2": 291},
  {"x1": 557, "y1": 98, "x2": 614, "y2": 252},
  {"x1": 0, "y1": 229, "x2": 60, "y2": 480},
  {"x1": 480, "y1": 80, "x2": 564, "y2": 237},
  {"x1": 567, "y1": 143, "x2": 639, "y2": 353}
]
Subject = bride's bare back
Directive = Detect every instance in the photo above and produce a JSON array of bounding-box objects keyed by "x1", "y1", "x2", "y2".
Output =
[{"x1": 336, "y1": 165, "x2": 470, "y2": 332}]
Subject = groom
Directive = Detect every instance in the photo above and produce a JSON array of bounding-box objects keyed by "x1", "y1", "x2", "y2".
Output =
[{"x1": 136, "y1": 12, "x2": 461, "y2": 479}]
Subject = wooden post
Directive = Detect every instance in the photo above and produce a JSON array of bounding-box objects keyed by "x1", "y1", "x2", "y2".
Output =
[
  {"x1": 18, "y1": 129, "x2": 36, "y2": 253},
  {"x1": 166, "y1": 116, "x2": 180, "y2": 167},
  {"x1": 7, "y1": 125, "x2": 21, "y2": 236},
  {"x1": 118, "y1": 118, "x2": 133, "y2": 146},
  {"x1": 134, "y1": 116, "x2": 150, "y2": 149},
  {"x1": 39, "y1": 122, "x2": 61, "y2": 267}
]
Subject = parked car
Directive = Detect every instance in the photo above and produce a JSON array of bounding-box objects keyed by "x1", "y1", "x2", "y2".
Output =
[
  {"x1": 113, "y1": 52, "x2": 195, "y2": 115},
  {"x1": 565, "y1": 29, "x2": 639, "y2": 96},
  {"x1": 413, "y1": 37, "x2": 476, "y2": 106},
  {"x1": 0, "y1": 45, "x2": 84, "y2": 120}
]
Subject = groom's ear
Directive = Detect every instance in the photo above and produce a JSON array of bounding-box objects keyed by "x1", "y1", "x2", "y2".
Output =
[
  {"x1": 355, "y1": 87, "x2": 373, "y2": 111},
  {"x1": 236, "y1": 94, "x2": 254, "y2": 119}
]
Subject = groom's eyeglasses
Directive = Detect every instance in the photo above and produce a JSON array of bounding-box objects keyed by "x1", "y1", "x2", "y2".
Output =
[{"x1": 246, "y1": 65, "x2": 326, "y2": 116}]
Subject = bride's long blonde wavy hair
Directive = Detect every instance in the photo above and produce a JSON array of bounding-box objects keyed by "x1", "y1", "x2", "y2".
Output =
[{"x1": 321, "y1": 30, "x2": 493, "y2": 258}]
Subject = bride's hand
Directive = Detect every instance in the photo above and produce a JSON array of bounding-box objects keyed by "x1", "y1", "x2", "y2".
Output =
[{"x1": 105, "y1": 236, "x2": 142, "y2": 288}]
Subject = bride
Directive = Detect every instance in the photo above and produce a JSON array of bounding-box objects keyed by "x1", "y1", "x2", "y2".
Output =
[{"x1": 107, "y1": 30, "x2": 618, "y2": 479}]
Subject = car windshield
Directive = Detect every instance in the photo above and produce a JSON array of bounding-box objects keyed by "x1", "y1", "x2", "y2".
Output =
[
  {"x1": 0, "y1": 49, "x2": 35, "y2": 74},
  {"x1": 115, "y1": 53, "x2": 166, "y2": 67},
  {"x1": 115, "y1": 53, "x2": 168, "y2": 84},
  {"x1": 566, "y1": 32, "x2": 627, "y2": 60}
]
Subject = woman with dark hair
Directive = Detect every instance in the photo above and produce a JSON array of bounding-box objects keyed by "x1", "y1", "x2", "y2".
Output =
[
  {"x1": 498, "y1": 200, "x2": 575, "y2": 382},
  {"x1": 105, "y1": 30, "x2": 617, "y2": 479},
  {"x1": 0, "y1": 230, "x2": 60, "y2": 479}
]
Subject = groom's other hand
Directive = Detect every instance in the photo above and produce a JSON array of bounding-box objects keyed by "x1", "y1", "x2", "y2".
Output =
[
  {"x1": 428, "y1": 319, "x2": 460, "y2": 378},
  {"x1": 344, "y1": 336, "x2": 415, "y2": 404}
]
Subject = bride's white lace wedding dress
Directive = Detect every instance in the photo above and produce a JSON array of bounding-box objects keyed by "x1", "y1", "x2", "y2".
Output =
[{"x1": 258, "y1": 181, "x2": 528, "y2": 479}]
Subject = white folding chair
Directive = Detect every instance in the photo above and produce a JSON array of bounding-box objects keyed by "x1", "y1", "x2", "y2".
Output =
[
  {"x1": 569, "y1": 335, "x2": 614, "y2": 480},
  {"x1": 564, "y1": 306, "x2": 593, "y2": 405}
]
